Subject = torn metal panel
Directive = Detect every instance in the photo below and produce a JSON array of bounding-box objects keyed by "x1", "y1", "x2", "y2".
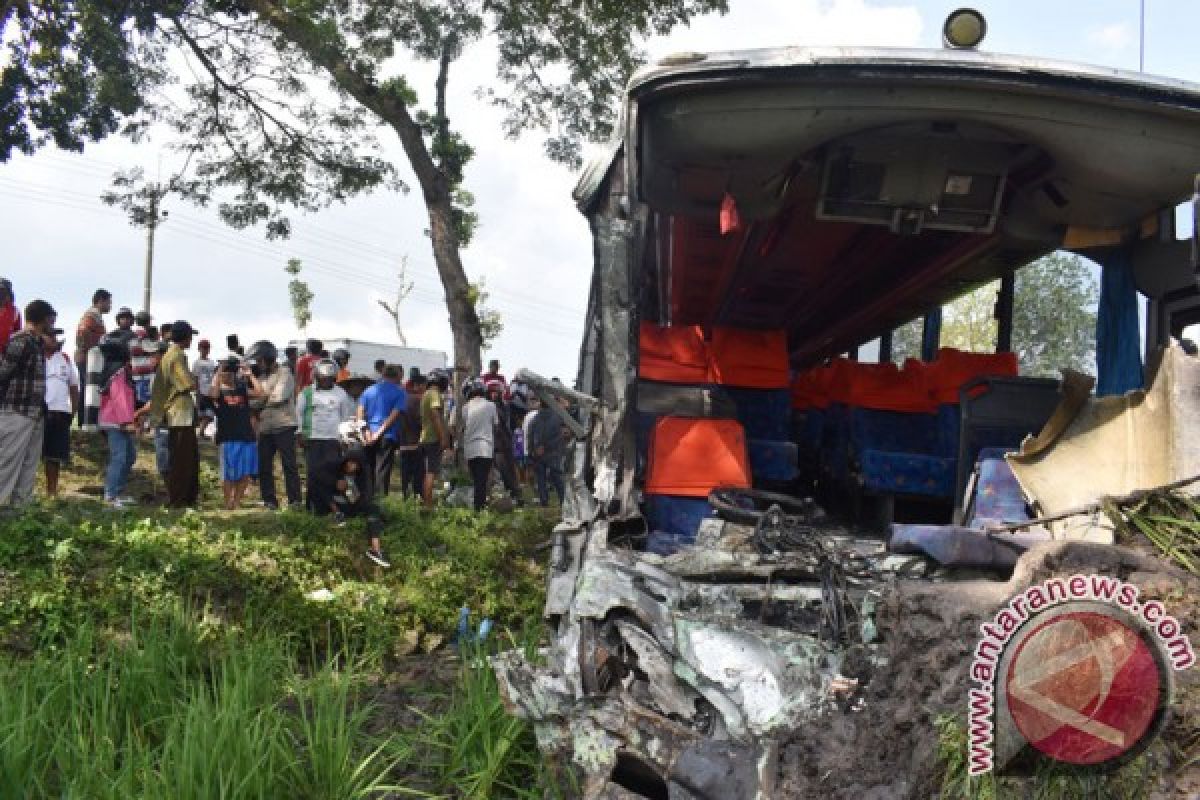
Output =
[
  {"x1": 1009, "y1": 344, "x2": 1200, "y2": 523},
  {"x1": 672, "y1": 615, "x2": 843, "y2": 739}
]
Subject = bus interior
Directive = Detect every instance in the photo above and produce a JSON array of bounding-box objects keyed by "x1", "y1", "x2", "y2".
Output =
[{"x1": 596, "y1": 51, "x2": 1200, "y2": 553}]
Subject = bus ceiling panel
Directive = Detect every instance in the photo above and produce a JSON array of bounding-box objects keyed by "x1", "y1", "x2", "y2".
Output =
[{"x1": 636, "y1": 76, "x2": 1200, "y2": 232}]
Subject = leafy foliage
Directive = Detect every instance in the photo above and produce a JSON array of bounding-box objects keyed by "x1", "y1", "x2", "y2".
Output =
[
  {"x1": 468, "y1": 280, "x2": 504, "y2": 352},
  {"x1": 284, "y1": 257, "x2": 314, "y2": 331},
  {"x1": 891, "y1": 252, "x2": 1098, "y2": 376}
]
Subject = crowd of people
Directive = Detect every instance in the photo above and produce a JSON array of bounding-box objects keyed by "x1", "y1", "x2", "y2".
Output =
[{"x1": 0, "y1": 280, "x2": 575, "y2": 567}]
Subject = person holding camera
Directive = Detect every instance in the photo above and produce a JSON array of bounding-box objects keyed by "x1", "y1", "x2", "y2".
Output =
[
  {"x1": 210, "y1": 356, "x2": 265, "y2": 510},
  {"x1": 247, "y1": 340, "x2": 301, "y2": 510}
]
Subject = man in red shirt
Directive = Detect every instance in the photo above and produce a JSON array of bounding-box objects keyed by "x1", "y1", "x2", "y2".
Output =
[
  {"x1": 0, "y1": 278, "x2": 20, "y2": 353},
  {"x1": 294, "y1": 338, "x2": 322, "y2": 393}
]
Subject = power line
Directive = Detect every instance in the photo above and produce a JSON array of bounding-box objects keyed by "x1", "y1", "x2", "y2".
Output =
[
  {"x1": 0, "y1": 182, "x2": 584, "y2": 338},
  {"x1": 4, "y1": 161, "x2": 590, "y2": 321}
]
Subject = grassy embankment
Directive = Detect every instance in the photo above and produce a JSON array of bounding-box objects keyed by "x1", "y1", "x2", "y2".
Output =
[{"x1": 0, "y1": 432, "x2": 563, "y2": 798}]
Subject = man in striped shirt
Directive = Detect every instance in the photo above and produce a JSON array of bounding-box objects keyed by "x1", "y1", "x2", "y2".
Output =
[{"x1": 0, "y1": 300, "x2": 57, "y2": 507}]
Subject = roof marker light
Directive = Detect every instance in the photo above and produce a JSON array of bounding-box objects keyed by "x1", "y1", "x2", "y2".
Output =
[{"x1": 943, "y1": 8, "x2": 987, "y2": 50}]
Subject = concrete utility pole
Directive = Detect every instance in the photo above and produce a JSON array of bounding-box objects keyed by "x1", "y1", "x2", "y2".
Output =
[{"x1": 142, "y1": 185, "x2": 167, "y2": 314}]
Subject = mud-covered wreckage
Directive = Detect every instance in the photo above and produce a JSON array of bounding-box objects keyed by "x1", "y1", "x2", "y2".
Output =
[{"x1": 494, "y1": 29, "x2": 1200, "y2": 800}]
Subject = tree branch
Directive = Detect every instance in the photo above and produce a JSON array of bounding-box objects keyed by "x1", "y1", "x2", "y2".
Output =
[{"x1": 243, "y1": 0, "x2": 441, "y2": 198}]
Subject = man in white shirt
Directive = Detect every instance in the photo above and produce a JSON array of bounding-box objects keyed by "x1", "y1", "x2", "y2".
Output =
[
  {"x1": 192, "y1": 338, "x2": 218, "y2": 436},
  {"x1": 462, "y1": 379, "x2": 499, "y2": 511},
  {"x1": 42, "y1": 331, "x2": 79, "y2": 497},
  {"x1": 296, "y1": 358, "x2": 355, "y2": 510}
]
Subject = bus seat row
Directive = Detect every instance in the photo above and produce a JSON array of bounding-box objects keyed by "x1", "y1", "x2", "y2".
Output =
[
  {"x1": 636, "y1": 324, "x2": 796, "y2": 553},
  {"x1": 791, "y1": 349, "x2": 1019, "y2": 501}
]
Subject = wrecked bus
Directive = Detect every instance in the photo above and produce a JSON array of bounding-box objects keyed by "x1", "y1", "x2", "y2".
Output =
[{"x1": 498, "y1": 12, "x2": 1200, "y2": 799}]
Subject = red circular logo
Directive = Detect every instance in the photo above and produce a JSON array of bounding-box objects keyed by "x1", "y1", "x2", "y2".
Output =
[{"x1": 1004, "y1": 610, "x2": 1163, "y2": 765}]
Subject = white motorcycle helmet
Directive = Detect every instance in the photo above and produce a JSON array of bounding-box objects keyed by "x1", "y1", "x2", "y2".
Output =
[{"x1": 338, "y1": 420, "x2": 369, "y2": 447}]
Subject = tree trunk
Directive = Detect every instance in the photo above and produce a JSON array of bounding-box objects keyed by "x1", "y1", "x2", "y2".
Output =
[
  {"x1": 240, "y1": 0, "x2": 484, "y2": 375},
  {"x1": 426, "y1": 187, "x2": 484, "y2": 376}
]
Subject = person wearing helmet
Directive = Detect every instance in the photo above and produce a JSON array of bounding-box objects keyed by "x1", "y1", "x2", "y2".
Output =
[
  {"x1": 332, "y1": 348, "x2": 351, "y2": 382},
  {"x1": 355, "y1": 364, "x2": 407, "y2": 496},
  {"x1": 248, "y1": 340, "x2": 301, "y2": 510},
  {"x1": 419, "y1": 369, "x2": 451, "y2": 509},
  {"x1": 296, "y1": 358, "x2": 355, "y2": 509}
]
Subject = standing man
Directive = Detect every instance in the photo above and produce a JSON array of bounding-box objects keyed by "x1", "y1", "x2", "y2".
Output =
[
  {"x1": 0, "y1": 278, "x2": 21, "y2": 353},
  {"x1": 249, "y1": 341, "x2": 301, "y2": 510},
  {"x1": 332, "y1": 348, "x2": 352, "y2": 382},
  {"x1": 486, "y1": 380, "x2": 523, "y2": 506},
  {"x1": 113, "y1": 307, "x2": 135, "y2": 337},
  {"x1": 462, "y1": 380, "x2": 498, "y2": 511},
  {"x1": 419, "y1": 369, "x2": 451, "y2": 509},
  {"x1": 297, "y1": 358, "x2": 355, "y2": 509},
  {"x1": 529, "y1": 395, "x2": 569, "y2": 507},
  {"x1": 192, "y1": 339, "x2": 218, "y2": 437},
  {"x1": 284, "y1": 346, "x2": 299, "y2": 377},
  {"x1": 373, "y1": 359, "x2": 387, "y2": 383},
  {"x1": 356, "y1": 364, "x2": 407, "y2": 496},
  {"x1": 294, "y1": 338, "x2": 322, "y2": 393},
  {"x1": 0, "y1": 300, "x2": 56, "y2": 507},
  {"x1": 399, "y1": 373, "x2": 427, "y2": 498},
  {"x1": 74, "y1": 288, "x2": 110, "y2": 426},
  {"x1": 41, "y1": 331, "x2": 79, "y2": 498},
  {"x1": 146, "y1": 321, "x2": 200, "y2": 508}
]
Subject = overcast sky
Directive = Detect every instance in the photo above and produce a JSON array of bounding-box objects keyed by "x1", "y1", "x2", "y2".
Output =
[{"x1": 5, "y1": 0, "x2": 1199, "y2": 378}]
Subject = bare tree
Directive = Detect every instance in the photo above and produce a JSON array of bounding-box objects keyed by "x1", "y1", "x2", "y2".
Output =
[{"x1": 377, "y1": 256, "x2": 415, "y2": 345}]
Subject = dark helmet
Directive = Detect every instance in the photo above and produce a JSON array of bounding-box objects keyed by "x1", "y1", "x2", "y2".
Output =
[
  {"x1": 314, "y1": 359, "x2": 338, "y2": 383},
  {"x1": 332, "y1": 348, "x2": 350, "y2": 366},
  {"x1": 246, "y1": 340, "x2": 278, "y2": 364},
  {"x1": 428, "y1": 368, "x2": 450, "y2": 390}
]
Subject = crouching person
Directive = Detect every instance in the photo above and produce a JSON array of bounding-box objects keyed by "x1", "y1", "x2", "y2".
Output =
[{"x1": 309, "y1": 447, "x2": 390, "y2": 568}]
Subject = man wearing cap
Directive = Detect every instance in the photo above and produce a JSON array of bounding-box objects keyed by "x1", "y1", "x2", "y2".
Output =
[
  {"x1": 0, "y1": 278, "x2": 21, "y2": 353},
  {"x1": 0, "y1": 300, "x2": 58, "y2": 506},
  {"x1": 145, "y1": 321, "x2": 200, "y2": 508},
  {"x1": 41, "y1": 329, "x2": 79, "y2": 497},
  {"x1": 74, "y1": 289, "x2": 111, "y2": 426},
  {"x1": 192, "y1": 339, "x2": 217, "y2": 437}
]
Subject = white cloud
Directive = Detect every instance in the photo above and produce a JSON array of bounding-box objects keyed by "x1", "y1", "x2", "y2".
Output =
[{"x1": 1087, "y1": 22, "x2": 1133, "y2": 51}]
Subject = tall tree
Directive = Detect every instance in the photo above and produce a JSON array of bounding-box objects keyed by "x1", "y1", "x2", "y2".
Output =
[
  {"x1": 3, "y1": 0, "x2": 728, "y2": 375},
  {"x1": 284, "y1": 257, "x2": 314, "y2": 331}
]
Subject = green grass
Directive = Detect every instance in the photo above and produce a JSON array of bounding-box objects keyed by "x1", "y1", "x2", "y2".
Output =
[
  {"x1": 0, "y1": 498, "x2": 549, "y2": 659},
  {"x1": 0, "y1": 609, "x2": 406, "y2": 799},
  {"x1": 403, "y1": 630, "x2": 574, "y2": 799},
  {"x1": 933, "y1": 714, "x2": 1159, "y2": 800},
  {"x1": 1, "y1": 459, "x2": 559, "y2": 798}
]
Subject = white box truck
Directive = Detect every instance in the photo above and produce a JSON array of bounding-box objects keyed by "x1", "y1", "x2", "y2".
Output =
[{"x1": 288, "y1": 338, "x2": 447, "y2": 379}]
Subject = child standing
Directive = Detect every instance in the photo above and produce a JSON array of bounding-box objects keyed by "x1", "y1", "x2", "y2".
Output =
[{"x1": 210, "y1": 358, "x2": 264, "y2": 510}]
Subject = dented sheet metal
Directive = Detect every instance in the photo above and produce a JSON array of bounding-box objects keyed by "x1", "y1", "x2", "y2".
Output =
[{"x1": 1009, "y1": 345, "x2": 1200, "y2": 519}]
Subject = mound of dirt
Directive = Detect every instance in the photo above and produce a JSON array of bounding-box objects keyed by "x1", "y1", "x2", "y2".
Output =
[{"x1": 776, "y1": 541, "x2": 1200, "y2": 799}]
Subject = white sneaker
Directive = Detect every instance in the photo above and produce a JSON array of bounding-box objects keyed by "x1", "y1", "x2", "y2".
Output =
[
  {"x1": 117, "y1": 496, "x2": 137, "y2": 505},
  {"x1": 106, "y1": 498, "x2": 126, "y2": 510}
]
